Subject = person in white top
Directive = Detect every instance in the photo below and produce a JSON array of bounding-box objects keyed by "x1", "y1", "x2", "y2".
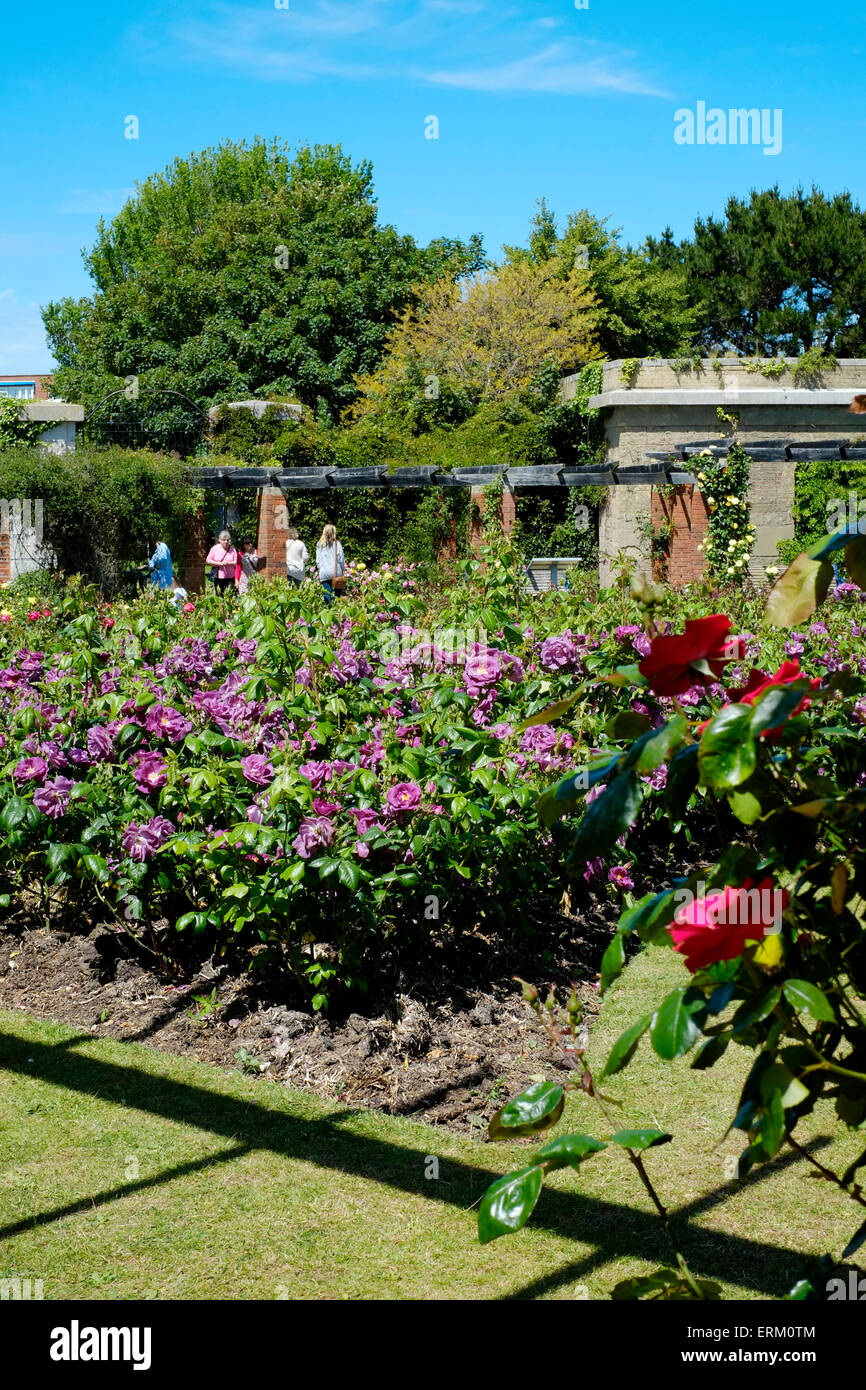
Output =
[{"x1": 285, "y1": 527, "x2": 309, "y2": 588}]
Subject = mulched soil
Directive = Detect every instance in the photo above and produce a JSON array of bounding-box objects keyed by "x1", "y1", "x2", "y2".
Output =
[{"x1": 0, "y1": 892, "x2": 623, "y2": 1136}]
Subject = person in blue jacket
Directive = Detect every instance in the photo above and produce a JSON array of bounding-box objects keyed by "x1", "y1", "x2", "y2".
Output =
[{"x1": 148, "y1": 539, "x2": 173, "y2": 590}]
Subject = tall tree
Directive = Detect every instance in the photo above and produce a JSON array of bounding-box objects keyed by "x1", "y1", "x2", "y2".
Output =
[
  {"x1": 509, "y1": 205, "x2": 697, "y2": 360},
  {"x1": 350, "y1": 256, "x2": 599, "y2": 426},
  {"x1": 682, "y1": 185, "x2": 866, "y2": 355},
  {"x1": 42, "y1": 139, "x2": 484, "y2": 432}
]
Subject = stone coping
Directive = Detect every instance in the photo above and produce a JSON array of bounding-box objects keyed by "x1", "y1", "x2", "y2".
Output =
[
  {"x1": 21, "y1": 402, "x2": 84, "y2": 422},
  {"x1": 588, "y1": 388, "x2": 861, "y2": 409}
]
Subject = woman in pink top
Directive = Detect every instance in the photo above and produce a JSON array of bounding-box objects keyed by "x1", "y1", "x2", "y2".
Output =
[{"x1": 205, "y1": 530, "x2": 238, "y2": 595}]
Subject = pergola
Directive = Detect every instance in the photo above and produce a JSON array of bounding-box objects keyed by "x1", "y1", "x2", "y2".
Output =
[{"x1": 187, "y1": 438, "x2": 866, "y2": 495}]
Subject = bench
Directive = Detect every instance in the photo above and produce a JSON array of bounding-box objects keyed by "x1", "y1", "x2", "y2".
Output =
[{"x1": 523, "y1": 556, "x2": 584, "y2": 593}]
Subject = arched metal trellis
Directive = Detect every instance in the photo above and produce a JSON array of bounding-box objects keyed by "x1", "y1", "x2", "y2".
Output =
[{"x1": 80, "y1": 388, "x2": 209, "y2": 458}]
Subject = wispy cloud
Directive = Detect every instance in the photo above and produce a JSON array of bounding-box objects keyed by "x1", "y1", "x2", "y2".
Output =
[
  {"x1": 428, "y1": 44, "x2": 666, "y2": 97},
  {"x1": 57, "y1": 188, "x2": 135, "y2": 215},
  {"x1": 159, "y1": 0, "x2": 664, "y2": 99}
]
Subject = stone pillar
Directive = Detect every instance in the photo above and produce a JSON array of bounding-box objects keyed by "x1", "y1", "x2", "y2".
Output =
[{"x1": 598, "y1": 485, "x2": 653, "y2": 587}]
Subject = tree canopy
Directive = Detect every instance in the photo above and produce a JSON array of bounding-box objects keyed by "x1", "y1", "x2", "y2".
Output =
[
  {"x1": 350, "y1": 256, "x2": 599, "y2": 428},
  {"x1": 42, "y1": 138, "x2": 484, "y2": 432},
  {"x1": 648, "y1": 185, "x2": 866, "y2": 356},
  {"x1": 507, "y1": 202, "x2": 698, "y2": 360}
]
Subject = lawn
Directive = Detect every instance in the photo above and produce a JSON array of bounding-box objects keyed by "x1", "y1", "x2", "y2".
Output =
[{"x1": 0, "y1": 946, "x2": 859, "y2": 1301}]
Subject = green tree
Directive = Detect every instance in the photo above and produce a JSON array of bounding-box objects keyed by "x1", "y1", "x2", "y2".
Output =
[
  {"x1": 42, "y1": 139, "x2": 484, "y2": 435},
  {"x1": 681, "y1": 185, "x2": 866, "y2": 356},
  {"x1": 509, "y1": 204, "x2": 697, "y2": 359}
]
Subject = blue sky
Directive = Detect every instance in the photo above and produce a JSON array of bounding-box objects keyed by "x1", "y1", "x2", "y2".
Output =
[{"x1": 3, "y1": 0, "x2": 864, "y2": 370}]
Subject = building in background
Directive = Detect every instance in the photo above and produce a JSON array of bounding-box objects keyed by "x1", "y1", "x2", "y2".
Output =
[{"x1": 0, "y1": 374, "x2": 54, "y2": 400}]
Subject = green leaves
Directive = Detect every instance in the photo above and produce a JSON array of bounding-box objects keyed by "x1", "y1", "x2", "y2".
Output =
[
  {"x1": 698, "y1": 705, "x2": 756, "y2": 789},
  {"x1": 608, "y1": 1129, "x2": 672, "y2": 1151},
  {"x1": 765, "y1": 551, "x2": 833, "y2": 628},
  {"x1": 601, "y1": 1014, "x2": 653, "y2": 1078},
  {"x1": 1, "y1": 797, "x2": 29, "y2": 831},
  {"x1": 782, "y1": 980, "x2": 836, "y2": 1023},
  {"x1": 536, "y1": 1133, "x2": 608, "y2": 1169},
  {"x1": 488, "y1": 1081, "x2": 564, "y2": 1139},
  {"x1": 570, "y1": 771, "x2": 644, "y2": 861},
  {"x1": 478, "y1": 1166, "x2": 544, "y2": 1244},
  {"x1": 650, "y1": 987, "x2": 707, "y2": 1060},
  {"x1": 620, "y1": 715, "x2": 688, "y2": 775}
]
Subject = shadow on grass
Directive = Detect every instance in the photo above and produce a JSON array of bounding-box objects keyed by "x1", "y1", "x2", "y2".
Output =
[{"x1": 0, "y1": 1026, "x2": 831, "y2": 1298}]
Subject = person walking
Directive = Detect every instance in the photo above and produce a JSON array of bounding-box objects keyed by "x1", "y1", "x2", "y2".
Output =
[
  {"x1": 205, "y1": 530, "x2": 238, "y2": 595},
  {"x1": 147, "y1": 538, "x2": 173, "y2": 590},
  {"x1": 237, "y1": 539, "x2": 259, "y2": 595},
  {"x1": 285, "y1": 527, "x2": 309, "y2": 589},
  {"x1": 316, "y1": 524, "x2": 345, "y2": 604}
]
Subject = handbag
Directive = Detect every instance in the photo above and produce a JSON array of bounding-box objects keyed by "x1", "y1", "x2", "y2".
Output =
[{"x1": 331, "y1": 542, "x2": 347, "y2": 593}]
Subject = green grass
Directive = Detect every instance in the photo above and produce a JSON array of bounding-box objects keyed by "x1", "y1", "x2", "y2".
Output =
[{"x1": 0, "y1": 947, "x2": 860, "y2": 1300}]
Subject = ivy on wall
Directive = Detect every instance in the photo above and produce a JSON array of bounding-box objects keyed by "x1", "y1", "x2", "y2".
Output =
[{"x1": 0, "y1": 398, "x2": 48, "y2": 450}]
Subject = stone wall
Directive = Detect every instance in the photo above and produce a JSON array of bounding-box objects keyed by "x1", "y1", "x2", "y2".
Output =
[{"x1": 561, "y1": 359, "x2": 866, "y2": 585}]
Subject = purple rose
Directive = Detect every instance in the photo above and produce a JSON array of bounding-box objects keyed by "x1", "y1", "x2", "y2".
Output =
[
  {"x1": 122, "y1": 822, "x2": 159, "y2": 862},
  {"x1": 348, "y1": 808, "x2": 380, "y2": 836},
  {"x1": 145, "y1": 704, "x2": 193, "y2": 741},
  {"x1": 608, "y1": 864, "x2": 634, "y2": 890},
  {"x1": 14, "y1": 756, "x2": 48, "y2": 783},
  {"x1": 132, "y1": 752, "x2": 168, "y2": 793},
  {"x1": 241, "y1": 754, "x2": 275, "y2": 787},
  {"x1": 539, "y1": 634, "x2": 584, "y2": 674},
  {"x1": 520, "y1": 725, "x2": 557, "y2": 754},
  {"x1": 68, "y1": 747, "x2": 91, "y2": 767},
  {"x1": 298, "y1": 760, "x2": 329, "y2": 790},
  {"x1": 233, "y1": 638, "x2": 258, "y2": 664},
  {"x1": 86, "y1": 725, "x2": 114, "y2": 762},
  {"x1": 33, "y1": 776, "x2": 74, "y2": 819},
  {"x1": 385, "y1": 782, "x2": 422, "y2": 813},
  {"x1": 464, "y1": 650, "x2": 504, "y2": 688},
  {"x1": 292, "y1": 816, "x2": 335, "y2": 859}
]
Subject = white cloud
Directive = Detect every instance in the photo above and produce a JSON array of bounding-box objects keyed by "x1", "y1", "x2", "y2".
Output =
[
  {"x1": 0, "y1": 290, "x2": 55, "y2": 371},
  {"x1": 161, "y1": 1, "x2": 663, "y2": 99},
  {"x1": 57, "y1": 188, "x2": 136, "y2": 215},
  {"x1": 427, "y1": 44, "x2": 667, "y2": 97}
]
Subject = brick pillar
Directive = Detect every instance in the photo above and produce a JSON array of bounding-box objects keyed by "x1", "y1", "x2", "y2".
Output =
[
  {"x1": 182, "y1": 505, "x2": 208, "y2": 593},
  {"x1": 651, "y1": 485, "x2": 709, "y2": 587},
  {"x1": 468, "y1": 485, "x2": 514, "y2": 553},
  {"x1": 436, "y1": 517, "x2": 457, "y2": 563},
  {"x1": 256, "y1": 486, "x2": 288, "y2": 581},
  {"x1": 500, "y1": 485, "x2": 516, "y2": 536},
  {"x1": 0, "y1": 530, "x2": 9, "y2": 587}
]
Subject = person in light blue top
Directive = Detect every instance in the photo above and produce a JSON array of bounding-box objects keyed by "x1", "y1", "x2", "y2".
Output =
[
  {"x1": 148, "y1": 539, "x2": 173, "y2": 590},
  {"x1": 316, "y1": 524, "x2": 345, "y2": 604}
]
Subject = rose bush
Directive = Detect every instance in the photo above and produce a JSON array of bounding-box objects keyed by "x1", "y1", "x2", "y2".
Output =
[{"x1": 477, "y1": 523, "x2": 866, "y2": 1299}]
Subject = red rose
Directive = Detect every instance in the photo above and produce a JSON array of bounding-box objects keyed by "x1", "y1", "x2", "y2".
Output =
[
  {"x1": 669, "y1": 876, "x2": 788, "y2": 973},
  {"x1": 638, "y1": 616, "x2": 744, "y2": 697},
  {"x1": 727, "y1": 660, "x2": 820, "y2": 723}
]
